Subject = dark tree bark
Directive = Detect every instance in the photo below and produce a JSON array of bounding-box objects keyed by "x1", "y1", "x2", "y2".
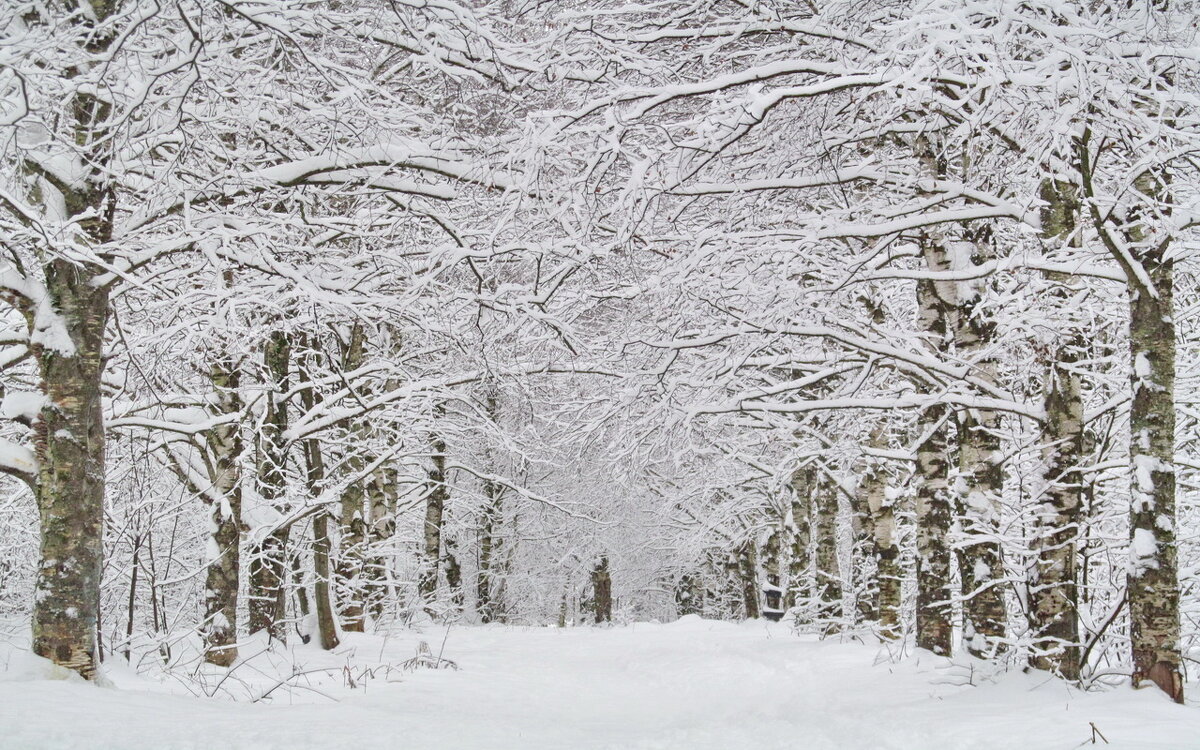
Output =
[
  {"x1": 124, "y1": 535, "x2": 142, "y2": 663},
  {"x1": 309, "y1": 505, "x2": 340, "y2": 651},
  {"x1": 444, "y1": 527, "x2": 464, "y2": 613},
  {"x1": 675, "y1": 573, "x2": 702, "y2": 616},
  {"x1": 297, "y1": 341, "x2": 340, "y2": 650},
  {"x1": 337, "y1": 475, "x2": 368, "y2": 632},
  {"x1": 290, "y1": 552, "x2": 311, "y2": 644},
  {"x1": 476, "y1": 388, "x2": 504, "y2": 623},
  {"x1": 476, "y1": 479, "x2": 503, "y2": 623},
  {"x1": 249, "y1": 331, "x2": 291, "y2": 641},
  {"x1": 418, "y1": 425, "x2": 449, "y2": 609},
  {"x1": 591, "y1": 556, "x2": 612, "y2": 624},
  {"x1": 734, "y1": 540, "x2": 761, "y2": 620}
]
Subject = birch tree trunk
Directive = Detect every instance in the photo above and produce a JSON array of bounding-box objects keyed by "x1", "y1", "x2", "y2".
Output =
[
  {"x1": 873, "y1": 483, "x2": 903, "y2": 640},
  {"x1": 857, "y1": 427, "x2": 901, "y2": 635},
  {"x1": 1030, "y1": 179, "x2": 1085, "y2": 679},
  {"x1": 444, "y1": 524, "x2": 464, "y2": 613},
  {"x1": 31, "y1": 261, "x2": 110, "y2": 679},
  {"x1": 337, "y1": 477, "x2": 367, "y2": 632},
  {"x1": 28, "y1": 3, "x2": 119, "y2": 676},
  {"x1": 1081, "y1": 135, "x2": 1182, "y2": 700},
  {"x1": 915, "y1": 405, "x2": 953, "y2": 657},
  {"x1": 762, "y1": 514, "x2": 785, "y2": 619},
  {"x1": 813, "y1": 476, "x2": 842, "y2": 632},
  {"x1": 200, "y1": 355, "x2": 243, "y2": 666},
  {"x1": 914, "y1": 234, "x2": 956, "y2": 656},
  {"x1": 849, "y1": 459, "x2": 879, "y2": 625},
  {"x1": 418, "y1": 427, "x2": 449, "y2": 609},
  {"x1": 785, "y1": 467, "x2": 813, "y2": 614},
  {"x1": 365, "y1": 466, "x2": 398, "y2": 622},
  {"x1": 1123, "y1": 188, "x2": 1181, "y2": 703},
  {"x1": 334, "y1": 322, "x2": 368, "y2": 631},
  {"x1": 953, "y1": 227, "x2": 1007, "y2": 657}
]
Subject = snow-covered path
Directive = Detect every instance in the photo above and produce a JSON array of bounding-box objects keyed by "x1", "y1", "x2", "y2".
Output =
[{"x1": 2, "y1": 618, "x2": 1197, "y2": 749}]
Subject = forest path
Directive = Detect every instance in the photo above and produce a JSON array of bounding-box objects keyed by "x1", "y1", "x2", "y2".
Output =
[{"x1": 1, "y1": 618, "x2": 1197, "y2": 749}]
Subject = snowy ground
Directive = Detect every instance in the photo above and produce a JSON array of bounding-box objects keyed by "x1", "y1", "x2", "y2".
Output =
[{"x1": 2, "y1": 618, "x2": 1197, "y2": 749}]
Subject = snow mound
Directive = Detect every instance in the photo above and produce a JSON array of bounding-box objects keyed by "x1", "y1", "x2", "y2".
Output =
[{"x1": 0, "y1": 650, "x2": 85, "y2": 683}]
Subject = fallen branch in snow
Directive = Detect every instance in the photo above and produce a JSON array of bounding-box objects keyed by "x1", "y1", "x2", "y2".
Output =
[
  {"x1": 251, "y1": 666, "x2": 344, "y2": 703},
  {"x1": 1074, "y1": 722, "x2": 1109, "y2": 747}
]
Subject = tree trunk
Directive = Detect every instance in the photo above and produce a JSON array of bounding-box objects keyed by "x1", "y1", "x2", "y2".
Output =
[
  {"x1": 477, "y1": 477, "x2": 502, "y2": 623},
  {"x1": 785, "y1": 466, "x2": 813, "y2": 614},
  {"x1": 913, "y1": 232, "x2": 957, "y2": 657},
  {"x1": 335, "y1": 322, "x2": 368, "y2": 632},
  {"x1": 953, "y1": 226, "x2": 1007, "y2": 658},
  {"x1": 1033, "y1": 330, "x2": 1084, "y2": 677},
  {"x1": 1030, "y1": 179, "x2": 1085, "y2": 679},
  {"x1": 914, "y1": 404, "x2": 954, "y2": 657},
  {"x1": 875, "y1": 511, "x2": 903, "y2": 640},
  {"x1": 1124, "y1": 197, "x2": 1181, "y2": 703},
  {"x1": 814, "y1": 474, "x2": 841, "y2": 632},
  {"x1": 27, "y1": 5, "x2": 118, "y2": 677},
  {"x1": 290, "y1": 551, "x2": 311, "y2": 645},
  {"x1": 849, "y1": 455, "x2": 879, "y2": 626},
  {"x1": 200, "y1": 353, "x2": 243, "y2": 666},
  {"x1": 444, "y1": 529, "x2": 464, "y2": 613},
  {"x1": 124, "y1": 536, "x2": 141, "y2": 663},
  {"x1": 31, "y1": 259, "x2": 111, "y2": 680},
  {"x1": 1079, "y1": 133, "x2": 1182, "y2": 700},
  {"x1": 762, "y1": 517, "x2": 785, "y2": 619},
  {"x1": 337, "y1": 478, "x2": 368, "y2": 632},
  {"x1": 735, "y1": 540, "x2": 760, "y2": 620},
  {"x1": 591, "y1": 556, "x2": 612, "y2": 624},
  {"x1": 857, "y1": 427, "x2": 902, "y2": 636},
  {"x1": 310, "y1": 507, "x2": 339, "y2": 650},
  {"x1": 249, "y1": 331, "x2": 290, "y2": 641},
  {"x1": 476, "y1": 387, "x2": 504, "y2": 623},
  {"x1": 418, "y1": 427, "x2": 449, "y2": 609},
  {"x1": 675, "y1": 573, "x2": 702, "y2": 616},
  {"x1": 365, "y1": 466, "x2": 398, "y2": 623},
  {"x1": 298, "y1": 343, "x2": 339, "y2": 651}
]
